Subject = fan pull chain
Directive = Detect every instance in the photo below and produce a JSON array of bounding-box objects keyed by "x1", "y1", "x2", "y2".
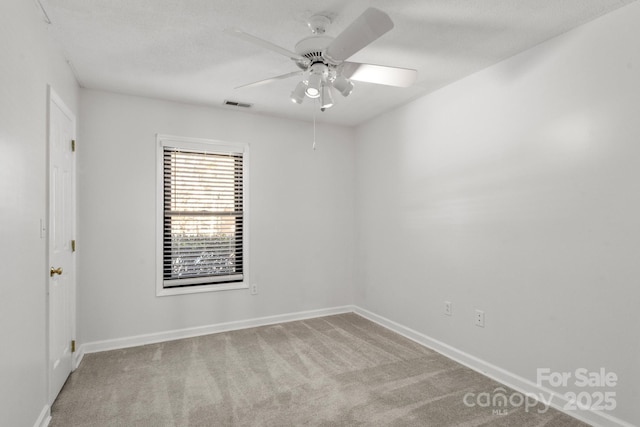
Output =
[{"x1": 312, "y1": 99, "x2": 317, "y2": 150}]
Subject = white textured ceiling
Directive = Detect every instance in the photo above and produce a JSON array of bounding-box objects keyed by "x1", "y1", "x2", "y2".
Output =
[{"x1": 39, "y1": 0, "x2": 635, "y2": 126}]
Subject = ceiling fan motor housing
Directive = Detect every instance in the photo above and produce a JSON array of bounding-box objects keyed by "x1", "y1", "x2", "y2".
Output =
[
  {"x1": 295, "y1": 36, "x2": 340, "y2": 88},
  {"x1": 295, "y1": 36, "x2": 333, "y2": 66}
]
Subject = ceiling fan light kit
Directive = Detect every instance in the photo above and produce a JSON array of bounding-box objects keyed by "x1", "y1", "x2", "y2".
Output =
[{"x1": 229, "y1": 7, "x2": 417, "y2": 112}]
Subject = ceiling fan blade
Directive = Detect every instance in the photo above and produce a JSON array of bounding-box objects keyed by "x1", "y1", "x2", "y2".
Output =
[
  {"x1": 323, "y1": 8, "x2": 394, "y2": 64},
  {"x1": 225, "y1": 28, "x2": 309, "y2": 64},
  {"x1": 235, "y1": 71, "x2": 303, "y2": 89},
  {"x1": 341, "y1": 62, "x2": 417, "y2": 87}
]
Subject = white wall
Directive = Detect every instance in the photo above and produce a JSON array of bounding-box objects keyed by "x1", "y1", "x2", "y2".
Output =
[
  {"x1": 355, "y1": 2, "x2": 640, "y2": 425},
  {"x1": 77, "y1": 90, "x2": 355, "y2": 344},
  {"x1": 0, "y1": 1, "x2": 79, "y2": 426}
]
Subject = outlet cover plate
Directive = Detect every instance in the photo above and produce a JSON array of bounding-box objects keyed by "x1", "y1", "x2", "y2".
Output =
[
  {"x1": 475, "y1": 309, "x2": 485, "y2": 327},
  {"x1": 444, "y1": 301, "x2": 452, "y2": 316}
]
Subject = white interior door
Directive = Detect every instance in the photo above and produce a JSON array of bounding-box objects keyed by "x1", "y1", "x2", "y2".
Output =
[{"x1": 48, "y1": 88, "x2": 76, "y2": 402}]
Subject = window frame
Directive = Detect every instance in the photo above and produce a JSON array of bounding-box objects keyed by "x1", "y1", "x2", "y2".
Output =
[{"x1": 156, "y1": 134, "x2": 249, "y2": 296}]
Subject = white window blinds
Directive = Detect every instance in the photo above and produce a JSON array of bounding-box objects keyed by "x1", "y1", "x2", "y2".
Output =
[{"x1": 162, "y1": 144, "x2": 244, "y2": 288}]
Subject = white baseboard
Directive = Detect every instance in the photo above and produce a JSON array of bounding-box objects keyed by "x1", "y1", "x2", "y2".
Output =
[
  {"x1": 33, "y1": 405, "x2": 51, "y2": 427},
  {"x1": 78, "y1": 305, "x2": 354, "y2": 356},
  {"x1": 72, "y1": 346, "x2": 84, "y2": 371},
  {"x1": 353, "y1": 307, "x2": 634, "y2": 427}
]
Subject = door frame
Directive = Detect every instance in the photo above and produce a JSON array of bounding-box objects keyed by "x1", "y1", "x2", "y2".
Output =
[{"x1": 47, "y1": 85, "x2": 77, "y2": 403}]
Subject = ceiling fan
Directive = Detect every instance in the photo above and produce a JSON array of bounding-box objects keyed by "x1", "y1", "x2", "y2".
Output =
[{"x1": 226, "y1": 7, "x2": 417, "y2": 111}]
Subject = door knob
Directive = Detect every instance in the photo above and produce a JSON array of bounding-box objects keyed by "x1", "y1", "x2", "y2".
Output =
[{"x1": 50, "y1": 267, "x2": 63, "y2": 277}]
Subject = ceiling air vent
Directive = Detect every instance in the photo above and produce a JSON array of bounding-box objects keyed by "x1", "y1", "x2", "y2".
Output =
[{"x1": 223, "y1": 100, "x2": 253, "y2": 108}]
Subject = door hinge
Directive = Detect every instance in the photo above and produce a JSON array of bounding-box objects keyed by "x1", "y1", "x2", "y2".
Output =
[
  {"x1": 71, "y1": 139, "x2": 76, "y2": 152},
  {"x1": 71, "y1": 239, "x2": 76, "y2": 252},
  {"x1": 71, "y1": 340, "x2": 76, "y2": 353}
]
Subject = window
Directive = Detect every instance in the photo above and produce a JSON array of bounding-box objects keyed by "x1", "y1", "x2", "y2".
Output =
[{"x1": 156, "y1": 135, "x2": 249, "y2": 296}]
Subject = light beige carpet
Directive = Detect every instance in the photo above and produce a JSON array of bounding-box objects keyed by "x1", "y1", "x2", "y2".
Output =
[{"x1": 51, "y1": 313, "x2": 588, "y2": 426}]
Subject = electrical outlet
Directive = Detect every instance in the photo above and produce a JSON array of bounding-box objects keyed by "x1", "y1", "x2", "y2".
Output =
[
  {"x1": 250, "y1": 283, "x2": 258, "y2": 295},
  {"x1": 475, "y1": 309, "x2": 485, "y2": 327},
  {"x1": 444, "y1": 301, "x2": 452, "y2": 316}
]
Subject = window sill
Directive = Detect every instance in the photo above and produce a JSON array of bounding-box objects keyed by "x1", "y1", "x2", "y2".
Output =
[{"x1": 156, "y1": 282, "x2": 248, "y2": 297}]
